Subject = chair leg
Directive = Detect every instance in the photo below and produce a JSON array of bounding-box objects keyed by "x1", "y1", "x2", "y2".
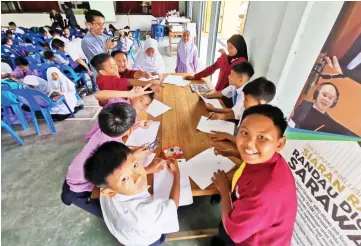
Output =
[
  {"x1": 80, "y1": 74, "x2": 90, "y2": 92},
  {"x1": 2, "y1": 121, "x2": 24, "y2": 146},
  {"x1": 62, "y1": 99, "x2": 75, "y2": 118},
  {"x1": 30, "y1": 110, "x2": 40, "y2": 135},
  {"x1": 12, "y1": 105, "x2": 29, "y2": 130},
  {"x1": 41, "y1": 108, "x2": 56, "y2": 134}
]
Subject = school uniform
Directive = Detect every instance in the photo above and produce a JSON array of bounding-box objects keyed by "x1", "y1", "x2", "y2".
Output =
[
  {"x1": 193, "y1": 54, "x2": 246, "y2": 91},
  {"x1": 221, "y1": 84, "x2": 247, "y2": 120},
  {"x1": 119, "y1": 69, "x2": 137, "y2": 78},
  {"x1": 11, "y1": 66, "x2": 40, "y2": 80},
  {"x1": 101, "y1": 189, "x2": 179, "y2": 246},
  {"x1": 96, "y1": 75, "x2": 129, "y2": 106},
  {"x1": 214, "y1": 153, "x2": 297, "y2": 246},
  {"x1": 62, "y1": 129, "x2": 123, "y2": 218}
]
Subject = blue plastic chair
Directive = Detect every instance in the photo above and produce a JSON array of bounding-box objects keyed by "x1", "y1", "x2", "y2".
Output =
[
  {"x1": 10, "y1": 88, "x2": 75, "y2": 134},
  {"x1": 1, "y1": 79, "x2": 24, "y2": 89},
  {"x1": 154, "y1": 25, "x2": 164, "y2": 41},
  {"x1": 127, "y1": 44, "x2": 135, "y2": 63},
  {"x1": 1, "y1": 121, "x2": 24, "y2": 146},
  {"x1": 26, "y1": 52, "x2": 44, "y2": 64},
  {"x1": 19, "y1": 45, "x2": 45, "y2": 54},
  {"x1": 1, "y1": 90, "x2": 28, "y2": 130},
  {"x1": 1, "y1": 45, "x2": 21, "y2": 57},
  {"x1": 29, "y1": 63, "x2": 51, "y2": 80},
  {"x1": 133, "y1": 29, "x2": 142, "y2": 49},
  {"x1": 56, "y1": 64, "x2": 88, "y2": 91}
]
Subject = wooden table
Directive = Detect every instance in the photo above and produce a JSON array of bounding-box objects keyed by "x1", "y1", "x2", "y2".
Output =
[
  {"x1": 168, "y1": 31, "x2": 183, "y2": 57},
  {"x1": 140, "y1": 74, "x2": 240, "y2": 196}
]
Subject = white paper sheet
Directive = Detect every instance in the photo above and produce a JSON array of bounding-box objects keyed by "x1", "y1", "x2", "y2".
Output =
[
  {"x1": 125, "y1": 121, "x2": 160, "y2": 146},
  {"x1": 162, "y1": 75, "x2": 190, "y2": 87},
  {"x1": 183, "y1": 148, "x2": 236, "y2": 190},
  {"x1": 196, "y1": 116, "x2": 235, "y2": 135},
  {"x1": 146, "y1": 99, "x2": 172, "y2": 117},
  {"x1": 138, "y1": 74, "x2": 160, "y2": 82},
  {"x1": 200, "y1": 95, "x2": 223, "y2": 109},
  {"x1": 153, "y1": 159, "x2": 193, "y2": 206},
  {"x1": 139, "y1": 153, "x2": 156, "y2": 168}
]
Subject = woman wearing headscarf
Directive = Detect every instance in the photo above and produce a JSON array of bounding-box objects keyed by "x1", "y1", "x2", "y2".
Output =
[
  {"x1": 184, "y1": 34, "x2": 248, "y2": 91},
  {"x1": 46, "y1": 67, "x2": 81, "y2": 116},
  {"x1": 133, "y1": 38, "x2": 165, "y2": 74},
  {"x1": 176, "y1": 30, "x2": 198, "y2": 73}
]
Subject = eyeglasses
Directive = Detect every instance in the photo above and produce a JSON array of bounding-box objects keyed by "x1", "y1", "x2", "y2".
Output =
[{"x1": 91, "y1": 22, "x2": 106, "y2": 27}]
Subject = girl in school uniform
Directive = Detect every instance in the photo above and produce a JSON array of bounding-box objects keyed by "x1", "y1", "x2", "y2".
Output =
[
  {"x1": 133, "y1": 38, "x2": 165, "y2": 74},
  {"x1": 176, "y1": 30, "x2": 198, "y2": 73},
  {"x1": 185, "y1": 34, "x2": 248, "y2": 91}
]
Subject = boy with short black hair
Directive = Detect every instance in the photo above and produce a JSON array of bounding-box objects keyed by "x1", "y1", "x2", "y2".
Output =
[
  {"x1": 11, "y1": 57, "x2": 40, "y2": 80},
  {"x1": 202, "y1": 61, "x2": 254, "y2": 120},
  {"x1": 84, "y1": 141, "x2": 180, "y2": 245},
  {"x1": 43, "y1": 50, "x2": 70, "y2": 65},
  {"x1": 62, "y1": 102, "x2": 161, "y2": 218},
  {"x1": 111, "y1": 50, "x2": 150, "y2": 79},
  {"x1": 211, "y1": 104, "x2": 297, "y2": 246},
  {"x1": 8, "y1": 21, "x2": 24, "y2": 34},
  {"x1": 210, "y1": 77, "x2": 276, "y2": 143}
]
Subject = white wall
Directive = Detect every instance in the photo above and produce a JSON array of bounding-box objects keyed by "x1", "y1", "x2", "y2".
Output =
[
  {"x1": 243, "y1": 1, "x2": 344, "y2": 117},
  {"x1": 1, "y1": 13, "x2": 156, "y2": 31},
  {"x1": 89, "y1": 1, "x2": 116, "y2": 22}
]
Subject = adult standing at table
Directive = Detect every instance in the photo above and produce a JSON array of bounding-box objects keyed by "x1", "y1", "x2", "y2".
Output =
[
  {"x1": 49, "y1": 9, "x2": 65, "y2": 30},
  {"x1": 63, "y1": 2, "x2": 78, "y2": 29},
  {"x1": 81, "y1": 9, "x2": 117, "y2": 93}
]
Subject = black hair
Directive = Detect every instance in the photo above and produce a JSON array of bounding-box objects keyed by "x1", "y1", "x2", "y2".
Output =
[
  {"x1": 145, "y1": 88, "x2": 155, "y2": 101},
  {"x1": 51, "y1": 38, "x2": 65, "y2": 50},
  {"x1": 90, "y1": 53, "x2": 112, "y2": 72},
  {"x1": 84, "y1": 141, "x2": 132, "y2": 187},
  {"x1": 8, "y1": 22, "x2": 16, "y2": 26},
  {"x1": 85, "y1": 9, "x2": 105, "y2": 23},
  {"x1": 231, "y1": 61, "x2": 254, "y2": 78},
  {"x1": 49, "y1": 30, "x2": 55, "y2": 36},
  {"x1": 111, "y1": 50, "x2": 128, "y2": 59},
  {"x1": 43, "y1": 51, "x2": 55, "y2": 60},
  {"x1": 64, "y1": 27, "x2": 69, "y2": 30},
  {"x1": 5, "y1": 30, "x2": 13, "y2": 35},
  {"x1": 242, "y1": 77, "x2": 276, "y2": 103},
  {"x1": 75, "y1": 24, "x2": 81, "y2": 30},
  {"x1": 64, "y1": 2, "x2": 73, "y2": 8},
  {"x1": 124, "y1": 32, "x2": 129, "y2": 37},
  {"x1": 15, "y1": 57, "x2": 29, "y2": 66},
  {"x1": 2, "y1": 38, "x2": 11, "y2": 45},
  {"x1": 227, "y1": 34, "x2": 248, "y2": 61},
  {"x1": 241, "y1": 104, "x2": 287, "y2": 137},
  {"x1": 98, "y1": 102, "x2": 136, "y2": 137},
  {"x1": 124, "y1": 26, "x2": 130, "y2": 29}
]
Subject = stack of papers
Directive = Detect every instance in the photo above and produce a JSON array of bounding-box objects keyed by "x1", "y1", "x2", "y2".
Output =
[
  {"x1": 198, "y1": 92, "x2": 223, "y2": 109},
  {"x1": 153, "y1": 159, "x2": 193, "y2": 206},
  {"x1": 125, "y1": 121, "x2": 160, "y2": 146},
  {"x1": 162, "y1": 75, "x2": 190, "y2": 87},
  {"x1": 146, "y1": 99, "x2": 172, "y2": 117},
  {"x1": 138, "y1": 74, "x2": 160, "y2": 82},
  {"x1": 196, "y1": 116, "x2": 235, "y2": 135},
  {"x1": 183, "y1": 148, "x2": 236, "y2": 190}
]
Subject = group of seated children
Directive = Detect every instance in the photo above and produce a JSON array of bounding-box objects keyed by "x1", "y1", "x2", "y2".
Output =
[{"x1": 58, "y1": 28, "x2": 297, "y2": 245}]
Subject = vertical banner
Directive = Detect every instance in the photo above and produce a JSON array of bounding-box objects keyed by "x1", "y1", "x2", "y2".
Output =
[{"x1": 289, "y1": 2, "x2": 361, "y2": 138}]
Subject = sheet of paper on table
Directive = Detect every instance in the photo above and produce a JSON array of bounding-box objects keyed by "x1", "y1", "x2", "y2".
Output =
[
  {"x1": 196, "y1": 116, "x2": 235, "y2": 135},
  {"x1": 183, "y1": 148, "x2": 236, "y2": 190},
  {"x1": 162, "y1": 75, "x2": 190, "y2": 87},
  {"x1": 153, "y1": 159, "x2": 193, "y2": 206},
  {"x1": 146, "y1": 99, "x2": 172, "y2": 117},
  {"x1": 197, "y1": 91, "x2": 223, "y2": 109},
  {"x1": 138, "y1": 74, "x2": 160, "y2": 82},
  {"x1": 139, "y1": 153, "x2": 156, "y2": 168},
  {"x1": 125, "y1": 121, "x2": 160, "y2": 146}
]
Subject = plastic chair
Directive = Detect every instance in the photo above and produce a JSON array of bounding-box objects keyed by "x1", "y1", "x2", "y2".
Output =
[
  {"x1": 127, "y1": 44, "x2": 135, "y2": 63},
  {"x1": 1, "y1": 79, "x2": 24, "y2": 89},
  {"x1": 154, "y1": 26, "x2": 164, "y2": 41},
  {"x1": 19, "y1": 45, "x2": 45, "y2": 54},
  {"x1": 56, "y1": 64, "x2": 88, "y2": 91},
  {"x1": 29, "y1": 63, "x2": 51, "y2": 80},
  {"x1": 1, "y1": 45, "x2": 21, "y2": 57},
  {"x1": 133, "y1": 29, "x2": 142, "y2": 49},
  {"x1": 1, "y1": 121, "x2": 24, "y2": 146},
  {"x1": 10, "y1": 88, "x2": 75, "y2": 134},
  {"x1": 1, "y1": 90, "x2": 28, "y2": 130},
  {"x1": 26, "y1": 52, "x2": 44, "y2": 64}
]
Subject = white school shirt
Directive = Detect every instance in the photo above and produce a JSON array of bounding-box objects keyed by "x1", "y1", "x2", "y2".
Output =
[
  {"x1": 13, "y1": 27, "x2": 25, "y2": 34},
  {"x1": 221, "y1": 84, "x2": 247, "y2": 120},
  {"x1": 100, "y1": 190, "x2": 179, "y2": 246},
  {"x1": 64, "y1": 38, "x2": 87, "y2": 62}
]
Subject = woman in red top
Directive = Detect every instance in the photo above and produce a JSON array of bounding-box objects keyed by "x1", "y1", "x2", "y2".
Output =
[{"x1": 185, "y1": 34, "x2": 248, "y2": 91}]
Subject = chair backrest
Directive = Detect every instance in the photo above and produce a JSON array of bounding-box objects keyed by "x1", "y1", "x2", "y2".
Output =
[
  {"x1": 1, "y1": 45, "x2": 19, "y2": 57},
  {"x1": 26, "y1": 53, "x2": 43, "y2": 64},
  {"x1": 29, "y1": 63, "x2": 52, "y2": 80},
  {"x1": 128, "y1": 44, "x2": 134, "y2": 56},
  {"x1": 1, "y1": 90, "x2": 23, "y2": 106},
  {"x1": 10, "y1": 88, "x2": 54, "y2": 110},
  {"x1": 56, "y1": 64, "x2": 81, "y2": 82},
  {"x1": 133, "y1": 29, "x2": 141, "y2": 39},
  {"x1": 1, "y1": 79, "x2": 25, "y2": 89}
]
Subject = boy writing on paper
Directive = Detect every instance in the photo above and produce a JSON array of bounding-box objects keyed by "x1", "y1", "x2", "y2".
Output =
[
  {"x1": 211, "y1": 105, "x2": 297, "y2": 246},
  {"x1": 62, "y1": 103, "x2": 161, "y2": 218},
  {"x1": 201, "y1": 62, "x2": 254, "y2": 121},
  {"x1": 84, "y1": 142, "x2": 181, "y2": 246}
]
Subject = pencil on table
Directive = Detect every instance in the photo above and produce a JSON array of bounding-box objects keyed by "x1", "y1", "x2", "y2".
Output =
[{"x1": 314, "y1": 125, "x2": 325, "y2": 132}]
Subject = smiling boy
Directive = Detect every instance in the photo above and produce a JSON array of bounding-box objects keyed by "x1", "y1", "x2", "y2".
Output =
[{"x1": 211, "y1": 105, "x2": 297, "y2": 246}]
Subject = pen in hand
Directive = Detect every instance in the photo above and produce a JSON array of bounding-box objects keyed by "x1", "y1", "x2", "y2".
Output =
[{"x1": 206, "y1": 113, "x2": 214, "y2": 121}]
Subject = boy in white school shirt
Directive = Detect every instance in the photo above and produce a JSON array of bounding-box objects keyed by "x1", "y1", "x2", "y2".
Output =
[
  {"x1": 202, "y1": 61, "x2": 254, "y2": 120},
  {"x1": 84, "y1": 141, "x2": 180, "y2": 246}
]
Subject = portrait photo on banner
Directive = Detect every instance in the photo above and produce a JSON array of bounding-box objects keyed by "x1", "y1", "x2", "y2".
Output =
[{"x1": 289, "y1": 2, "x2": 361, "y2": 138}]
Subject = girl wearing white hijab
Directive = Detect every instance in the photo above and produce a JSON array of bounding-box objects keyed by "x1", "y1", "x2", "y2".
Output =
[
  {"x1": 133, "y1": 38, "x2": 165, "y2": 74},
  {"x1": 46, "y1": 67, "x2": 79, "y2": 115},
  {"x1": 176, "y1": 30, "x2": 198, "y2": 73}
]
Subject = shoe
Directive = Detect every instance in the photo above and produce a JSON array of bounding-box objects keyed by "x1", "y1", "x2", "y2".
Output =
[{"x1": 210, "y1": 194, "x2": 221, "y2": 205}]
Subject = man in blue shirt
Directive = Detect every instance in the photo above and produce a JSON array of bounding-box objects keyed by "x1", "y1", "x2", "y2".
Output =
[{"x1": 82, "y1": 9, "x2": 117, "y2": 93}]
